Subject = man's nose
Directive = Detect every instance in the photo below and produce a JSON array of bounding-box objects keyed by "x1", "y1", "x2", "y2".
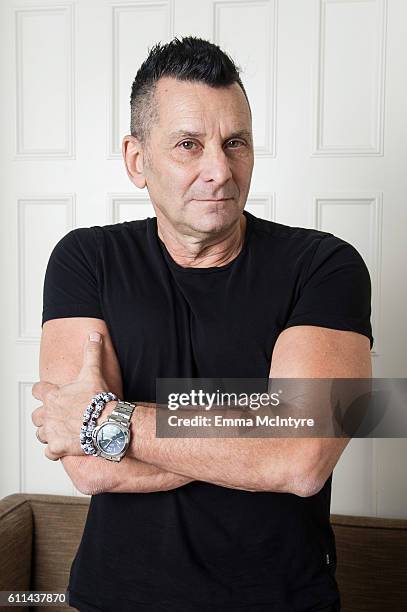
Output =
[{"x1": 200, "y1": 147, "x2": 233, "y2": 184}]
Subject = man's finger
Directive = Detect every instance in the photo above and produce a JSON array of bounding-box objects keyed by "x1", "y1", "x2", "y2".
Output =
[
  {"x1": 79, "y1": 332, "x2": 103, "y2": 377},
  {"x1": 32, "y1": 381, "x2": 57, "y2": 401},
  {"x1": 31, "y1": 405, "x2": 44, "y2": 427},
  {"x1": 45, "y1": 447, "x2": 60, "y2": 461}
]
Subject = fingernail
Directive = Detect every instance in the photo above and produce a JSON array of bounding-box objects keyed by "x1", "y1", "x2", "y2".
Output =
[{"x1": 89, "y1": 332, "x2": 101, "y2": 343}]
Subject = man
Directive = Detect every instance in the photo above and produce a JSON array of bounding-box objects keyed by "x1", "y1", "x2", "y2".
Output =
[{"x1": 32, "y1": 37, "x2": 373, "y2": 611}]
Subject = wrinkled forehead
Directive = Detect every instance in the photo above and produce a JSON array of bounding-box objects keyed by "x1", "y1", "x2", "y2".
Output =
[{"x1": 151, "y1": 76, "x2": 252, "y2": 138}]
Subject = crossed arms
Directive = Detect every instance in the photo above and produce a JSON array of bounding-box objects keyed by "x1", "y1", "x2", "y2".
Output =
[{"x1": 39, "y1": 317, "x2": 371, "y2": 497}]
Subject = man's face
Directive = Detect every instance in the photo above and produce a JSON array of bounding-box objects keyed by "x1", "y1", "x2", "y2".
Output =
[{"x1": 141, "y1": 77, "x2": 254, "y2": 237}]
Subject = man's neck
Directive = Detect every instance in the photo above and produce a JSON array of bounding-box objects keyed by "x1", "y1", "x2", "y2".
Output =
[{"x1": 156, "y1": 214, "x2": 247, "y2": 269}]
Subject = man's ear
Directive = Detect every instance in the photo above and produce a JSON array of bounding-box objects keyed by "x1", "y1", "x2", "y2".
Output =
[{"x1": 122, "y1": 135, "x2": 146, "y2": 189}]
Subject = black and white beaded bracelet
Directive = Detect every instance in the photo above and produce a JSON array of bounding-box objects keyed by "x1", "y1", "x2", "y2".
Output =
[{"x1": 80, "y1": 391, "x2": 118, "y2": 455}]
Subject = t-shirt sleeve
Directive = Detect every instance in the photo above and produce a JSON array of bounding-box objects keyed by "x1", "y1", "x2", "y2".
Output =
[
  {"x1": 41, "y1": 227, "x2": 104, "y2": 327},
  {"x1": 284, "y1": 234, "x2": 374, "y2": 349}
]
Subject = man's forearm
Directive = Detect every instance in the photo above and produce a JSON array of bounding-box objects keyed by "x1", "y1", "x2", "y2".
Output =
[
  {"x1": 61, "y1": 455, "x2": 193, "y2": 495},
  {"x1": 123, "y1": 402, "x2": 317, "y2": 495}
]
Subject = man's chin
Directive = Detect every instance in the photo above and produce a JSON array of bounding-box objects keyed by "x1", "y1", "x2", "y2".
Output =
[{"x1": 185, "y1": 203, "x2": 239, "y2": 234}]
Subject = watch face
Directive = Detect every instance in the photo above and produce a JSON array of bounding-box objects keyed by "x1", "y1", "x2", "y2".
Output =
[{"x1": 96, "y1": 423, "x2": 127, "y2": 456}]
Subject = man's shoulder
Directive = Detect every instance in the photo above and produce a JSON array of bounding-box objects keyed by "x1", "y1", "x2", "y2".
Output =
[
  {"x1": 247, "y1": 211, "x2": 364, "y2": 276},
  {"x1": 50, "y1": 219, "x2": 152, "y2": 268},
  {"x1": 90, "y1": 217, "x2": 150, "y2": 235},
  {"x1": 63, "y1": 218, "x2": 151, "y2": 244},
  {"x1": 247, "y1": 212, "x2": 338, "y2": 261},
  {"x1": 248, "y1": 211, "x2": 332, "y2": 244}
]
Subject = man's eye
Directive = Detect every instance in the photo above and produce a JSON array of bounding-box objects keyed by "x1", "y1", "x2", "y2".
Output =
[
  {"x1": 226, "y1": 140, "x2": 245, "y2": 148},
  {"x1": 179, "y1": 141, "x2": 196, "y2": 150}
]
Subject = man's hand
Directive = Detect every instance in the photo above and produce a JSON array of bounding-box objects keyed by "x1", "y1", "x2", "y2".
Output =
[
  {"x1": 31, "y1": 331, "x2": 113, "y2": 461},
  {"x1": 37, "y1": 318, "x2": 193, "y2": 494}
]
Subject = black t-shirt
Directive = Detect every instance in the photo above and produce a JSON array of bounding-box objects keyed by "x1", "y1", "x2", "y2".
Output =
[{"x1": 42, "y1": 210, "x2": 373, "y2": 612}]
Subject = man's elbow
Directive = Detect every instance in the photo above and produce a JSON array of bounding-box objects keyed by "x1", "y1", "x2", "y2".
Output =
[
  {"x1": 76, "y1": 480, "x2": 98, "y2": 496},
  {"x1": 75, "y1": 470, "x2": 112, "y2": 496},
  {"x1": 291, "y1": 476, "x2": 325, "y2": 498},
  {"x1": 263, "y1": 476, "x2": 322, "y2": 497},
  {"x1": 73, "y1": 473, "x2": 109, "y2": 496},
  {"x1": 259, "y1": 454, "x2": 324, "y2": 497},
  {"x1": 61, "y1": 455, "x2": 103, "y2": 496},
  {"x1": 288, "y1": 441, "x2": 326, "y2": 497},
  {"x1": 289, "y1": 441, "x2": 342, "y2": 497},
  {"x1": 289, "y1": 461, "x2": 327, "y2": 497}
]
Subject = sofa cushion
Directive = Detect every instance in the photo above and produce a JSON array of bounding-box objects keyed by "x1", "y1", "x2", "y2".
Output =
[
  {"x1": 0, "y1": 494, "x2": 32, "y2": 591},
  {"x1": 331, "y1": 513, "x2": 407, "y2": 612},
  {"x1": 28, "y1": 494, "x2": 89, "y2": 593}
]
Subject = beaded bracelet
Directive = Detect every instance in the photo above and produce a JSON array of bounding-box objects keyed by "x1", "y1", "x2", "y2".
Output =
[{"x1": 80, "y1": 391, "x2": 118, "y2": 455}]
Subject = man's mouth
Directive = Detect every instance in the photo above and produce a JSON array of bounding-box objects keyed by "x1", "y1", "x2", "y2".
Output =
[{"x1": 193, "y1": 198, "x2": 233, "y2": 202}]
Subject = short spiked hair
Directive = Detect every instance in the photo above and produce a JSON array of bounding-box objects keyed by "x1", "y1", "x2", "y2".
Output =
[{"x1": 130, "y1": 36, "x2": 250, "y2": 142}]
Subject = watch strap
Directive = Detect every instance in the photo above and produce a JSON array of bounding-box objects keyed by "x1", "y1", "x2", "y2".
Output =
[{"x1": 108, "y1": 400, "x2": 136, "y2": 428}]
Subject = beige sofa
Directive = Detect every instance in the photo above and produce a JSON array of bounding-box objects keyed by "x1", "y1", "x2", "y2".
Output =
[{"x1": 0, "y1": 493, "x2": 406, "y2": 612}]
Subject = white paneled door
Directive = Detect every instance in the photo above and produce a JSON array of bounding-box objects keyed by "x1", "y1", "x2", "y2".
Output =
[{"x1": 0, "y1": 0, "x2": 406, "y2": 517}]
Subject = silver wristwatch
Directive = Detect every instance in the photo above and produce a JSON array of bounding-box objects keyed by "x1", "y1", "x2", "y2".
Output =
[{"x1": 92, "y1": 400, "x2": 136, "y2": 462}]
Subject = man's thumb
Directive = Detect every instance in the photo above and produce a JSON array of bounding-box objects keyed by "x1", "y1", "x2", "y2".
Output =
[{"x1": 80, "y1": 331, "x2": 103, "y2": 374}]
